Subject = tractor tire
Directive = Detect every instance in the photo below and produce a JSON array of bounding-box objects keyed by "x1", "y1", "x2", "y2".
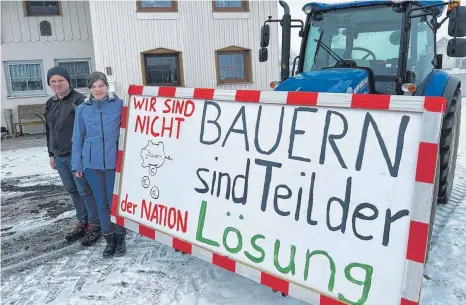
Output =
[{"x1": 437, "y1": 88, "x2": 462, "y2": 204}]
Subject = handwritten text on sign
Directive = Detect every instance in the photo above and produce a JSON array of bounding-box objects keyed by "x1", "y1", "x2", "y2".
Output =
[{"x1": 118, "y1": 95, "x2": 423, "y2": 305}]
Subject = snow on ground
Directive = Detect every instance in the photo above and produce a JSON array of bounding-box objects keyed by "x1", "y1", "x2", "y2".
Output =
[{"x1": 1, "y1": 99, "x2": 466, "y2": 305}]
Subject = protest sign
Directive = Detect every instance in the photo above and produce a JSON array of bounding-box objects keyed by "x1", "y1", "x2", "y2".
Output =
[{"x1": 111, "y1": 85, "x2": 445, "y2": 305}]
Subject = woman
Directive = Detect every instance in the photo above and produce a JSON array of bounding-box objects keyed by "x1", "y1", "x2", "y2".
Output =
[{"x1": 72, "y1": 71, "x2": 126, "y2": 258}]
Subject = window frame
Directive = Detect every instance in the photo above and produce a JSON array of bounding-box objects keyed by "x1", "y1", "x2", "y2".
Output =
[
  {"x1": 141, "y1": 49, "x2": 184, "y2": 87},
  {"x1": 54, "y1": 58, "x2": 92, "y2": 89},
  {"x1": 215, "y1": 47, "x2": 252, "y2": 84},
  {"x1": 136, "y1": 0, "x2": 178, "y2": 12},
  {"x1": 212, "y1": 0, "x2": 249, "y2": 12},
  {"x1": 23, "y1": 1, "x2": 62, "y2": 17},
  {"x1": 456, "y1": 58, "x2": 466, "y2": 69},
  {"x1": 39, "y1": 20, "x2": 52, "y2": 36},
  {"x1": 4, "y1": 60, "x2": 47, "y2": 97}
]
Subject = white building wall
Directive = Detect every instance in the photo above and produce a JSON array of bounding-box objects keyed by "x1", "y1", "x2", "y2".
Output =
[
  {"x1": 88, "y1": 0, "x2": 280, "y2": 98},
  {"x1": 1, "y1": 0, "x2": 94, "y2": 134}
]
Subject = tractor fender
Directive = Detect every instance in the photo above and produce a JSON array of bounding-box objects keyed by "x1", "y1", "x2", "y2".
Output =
[
  {"x1": 416, "y1": 69, "x2": 461, "y2": 101},
  {"x1": 441, "y1": 76, "x2": 462, "y2": 109}
]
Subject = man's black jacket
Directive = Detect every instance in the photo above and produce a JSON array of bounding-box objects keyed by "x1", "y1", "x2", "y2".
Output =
[{"x1": 45, "y1": 89, "x2": 86, "y2": 157}]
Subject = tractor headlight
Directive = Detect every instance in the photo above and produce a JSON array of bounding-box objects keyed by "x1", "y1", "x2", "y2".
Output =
[{"x1": 303, "y1": 5, "x2": 313, "y2": 14}]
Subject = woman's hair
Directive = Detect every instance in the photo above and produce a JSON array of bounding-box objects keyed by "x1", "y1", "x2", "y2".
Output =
[{"x1": 88, "y1": 71, "x2": 109, "y2": 89}]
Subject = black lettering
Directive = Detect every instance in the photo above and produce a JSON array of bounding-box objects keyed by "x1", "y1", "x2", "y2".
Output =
[
  {"x1": 288, "y1": 107, "x2": 318, "y2": 162},
  {"x1": 222, "y1": 106, "x2": 249, "y2": 151},
  {"x1": 352, "y1": 203, "x2": 379, "y2": 241},
  {"x1": 217, "y1": 172, "x2": 231, "y2": 200},
  {"x1": 274, "y1": 185, "x2": 292, "y2": 216},
  {"x1": 319, "y1": 110, "x2": 348, "y2": 168},
  {"x1": 307, "y1": 172, "x2": 318, "y2": 225},
  {"x1": 232, "y1": 158, "x2": 250, "y2": 205},
  {"x1": 210, "y1": 170, "x2": 217, "y2": 196},
  {"x1": 295, "y1": 187, "x2": 303, "y2": 221},
  {"x1": 200, "y1": 101, "x2": 222, "y2": 145},
  {"x1": 195, "y1": 168, "x2": 209, "y2": 193},
  {"x1": 383, "y1": 208, "x2": 409, "y2": 246},
  {"x1": 326, "y1": 177, "x2": 352, "y2": 233},
  {"x1": 255, "y1": 158, "x2": 282, "y2": 212},
  {"x1": 254, "y1": 105, "x2": 284, "y2": 155},
  {"x1": 356, "y1": 113, "x2": 410, "y2": 177}
]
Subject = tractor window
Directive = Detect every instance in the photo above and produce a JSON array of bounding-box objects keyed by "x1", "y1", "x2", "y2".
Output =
[
  {"x1": 408, "y1": 16, "x2": 435, "y2": 86},
  {"x1": 302, "y1": 5, "x2": 403, "y2": 93},
  {"x1": 352, "y1": 30, "x2": 401, "y2": 75}
]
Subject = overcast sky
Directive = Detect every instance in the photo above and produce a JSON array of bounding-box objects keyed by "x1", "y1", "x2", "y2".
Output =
[{"x1": 282, "y1": 0, "x2": 465, "y2": 53}]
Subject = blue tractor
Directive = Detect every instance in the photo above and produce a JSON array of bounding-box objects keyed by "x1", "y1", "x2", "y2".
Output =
[{"x1": 259, "y1": 0, "x2": 465, "y2": 207}]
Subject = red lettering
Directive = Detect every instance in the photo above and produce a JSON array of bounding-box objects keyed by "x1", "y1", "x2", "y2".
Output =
[
  {"x1": 174, "y1": 100, "x2": 184, "y2": 114},
  {"x1": 150, "y1": 116, "x2": 160, "y2": 137},
  {"x1": 175, "y1": 117, "x2": 185, "y2": 139},
  {"x1": 133, "y1": 97, "x2": 146, "y2": 110},
  {"x1": 163, "y1": 99, "x2": 171, "y2": 113},
  {"x1": 150, "y1": 97, "x2": 157, "y2": 112},
  {"x1": 158, "y1": 205, "x2": 166, "y2": 225},
  {"x1": 120, "y1": 193, "x2": 129, "y2": 211},
  {"x1": 161, "y1": 117, "x2": 173, "y2": 138},
  {"x1": 135, "y1": 115, "x2": 147, "y2": 133},
  {"x1": 168, "y1": 208, "x2": 176, "y2": 229},
  {"x1": 185, "y1": 100, "x2": 195, "y2": 117},
  {"x1": 177, "y1": 210, "x2": 188, "y2": 233}
]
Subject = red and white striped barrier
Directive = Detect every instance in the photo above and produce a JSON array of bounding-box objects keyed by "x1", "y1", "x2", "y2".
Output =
[{"x1": 110, "y1": 85, "x2": 446, "y2": 305}]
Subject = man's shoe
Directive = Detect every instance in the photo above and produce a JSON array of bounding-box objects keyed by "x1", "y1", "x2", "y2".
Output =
[
  {"x1": 114, "y1": 232, "x2": 126, "y2": 257},
  {"x1": 65, "y1": 221, "x2": 87, "y2": 242},
  {"x1": 81, "y1": 224, "x2": 102, "y2": 246},
  {"x1": 103, "y1": 233, "x2": 115, "y2": 258}
]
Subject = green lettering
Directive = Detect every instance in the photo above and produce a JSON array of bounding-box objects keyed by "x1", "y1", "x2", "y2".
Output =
[
  {"x1": 303, "y1": 250, "x2": 335, "y2": 292},
  {"x1": 223, "y1": 227, "x2": 242, "y2": 253},
  {"x1": 338, "y1": 263, "x2": 373, "y2": 305},
  {"x1": 273, "y1": 239, "x2": 296, "y2": 275},
  {"x1": 245, "y1": 234, "x2": 265, "y2": 263},
  {"x1": 196, "y1": 200, "x2": 220, "y2": 247}
]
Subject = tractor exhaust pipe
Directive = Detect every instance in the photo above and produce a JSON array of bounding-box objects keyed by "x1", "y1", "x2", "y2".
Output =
[{"x1": 279, "y1": 0, "x2": 291, "y2": 81}]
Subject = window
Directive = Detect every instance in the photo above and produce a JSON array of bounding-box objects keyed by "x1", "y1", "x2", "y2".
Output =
[
  {"x1": 40, "y1": 21, "x2": 52, "y2": 36},
  {"x1": 136, "y1": 0, "x2": 178, "y2": 12},
  {"x1": 23, "y1": 1, "x2": 61, "y2": 16},
  {"x1": 5, "y1": 61, "x2": 46, "y2": 96},
  {"x1": 456, "y1": 59, "x2": 466, "y2": 68},
  {"x1": 141, "y1": 49, "x2": 183, "y2": 86},
  {"x1": 212, "y1": 0, "x2": 249, "y2": 12},
  {"x1": 215, "y1": 47, "x2": 252, "y2": 84},
  {"x1": 55, "y1": 59, "x2": 91, "y2": 89}
]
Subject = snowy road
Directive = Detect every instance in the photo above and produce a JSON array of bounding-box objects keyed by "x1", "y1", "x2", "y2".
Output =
[{"x1": 1, "y1": 99, "x2": 466, "y2": 305}]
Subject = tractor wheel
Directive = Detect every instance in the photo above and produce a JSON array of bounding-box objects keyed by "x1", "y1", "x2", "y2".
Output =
[{"x1": 437, "y1": 88, "x2": 462, "y2": 204}]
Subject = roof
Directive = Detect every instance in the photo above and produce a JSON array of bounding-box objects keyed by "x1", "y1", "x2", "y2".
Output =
[{"x1": 302, "y1": 1, "x2": 448, "y2": 16}]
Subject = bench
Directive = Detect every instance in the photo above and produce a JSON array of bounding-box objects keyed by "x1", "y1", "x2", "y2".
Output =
[{"x1": 14, "y1": 104, "x2": 46, "y2": 137}]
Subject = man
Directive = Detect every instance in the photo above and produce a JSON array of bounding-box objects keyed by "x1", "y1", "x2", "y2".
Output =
[{"x1": 45, "y1": 66, "x2": 101, "y2": 246}]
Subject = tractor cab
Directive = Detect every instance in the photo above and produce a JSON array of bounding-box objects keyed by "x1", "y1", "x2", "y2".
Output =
[{"x1": 259, "y1": 0, "x2": 466, "y2": 95}]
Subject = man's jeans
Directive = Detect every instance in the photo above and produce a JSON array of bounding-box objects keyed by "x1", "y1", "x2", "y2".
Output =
[
  {"x1": 55, "y1": 155, "x2": 99, "y2": 225},
  {"x1": 84, "y1": 168, "x2": 125, "y2": 234}
]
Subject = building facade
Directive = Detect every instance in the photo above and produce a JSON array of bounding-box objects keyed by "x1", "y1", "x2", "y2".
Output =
[
  {"x1": 88, "y1": 0, "x2": 280, "y2": 98},
  {"x1": 1, "y1": 0, "x2": 280, "y2": 135},
  {"x1": 1, "y1": 0, "x2": 95, "y2": 135}
]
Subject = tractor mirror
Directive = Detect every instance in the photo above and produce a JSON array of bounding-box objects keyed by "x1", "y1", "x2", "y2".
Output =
[
  {"x1": 261, "y1": 24, "x2": 270, "y2": 48},
  {"x1": 447, "y1": 38, "x2": 466, "y2": 57},
  {"x1": 448, "y1": 6, "x2": 466, "y2": 37},
  {"x1": 259, "y1": 47, "x2": 268, "y2": 62}
]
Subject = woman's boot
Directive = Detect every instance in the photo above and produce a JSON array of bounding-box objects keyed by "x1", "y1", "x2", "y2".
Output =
[
  {"x1": 103, "y1": 233, "x2": 115, "y2": 258},
  {"x1": 114, "y1": 232, "x2": 126, "y2": 257}
]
